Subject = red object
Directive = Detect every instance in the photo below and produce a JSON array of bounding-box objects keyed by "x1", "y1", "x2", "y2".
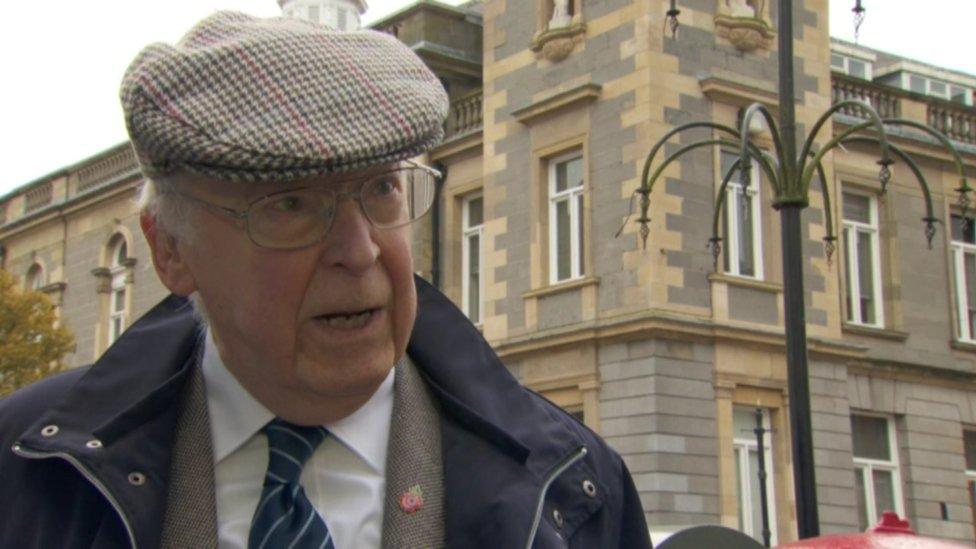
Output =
[
  {"x1": 775, "y1": 512, "x2": 970, "y2": 549},
  {"x1": 398, "y1": 486, "x2": 424, "y2": 514}
]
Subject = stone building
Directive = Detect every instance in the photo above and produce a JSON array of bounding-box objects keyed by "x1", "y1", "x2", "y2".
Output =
[{"x1": 2, "y1": 0, "x2": 976, "y2": 544}]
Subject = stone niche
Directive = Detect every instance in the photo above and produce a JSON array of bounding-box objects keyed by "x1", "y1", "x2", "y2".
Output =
[{"x1": 714, "y1": 0, "x2": 774, "y2": 53}]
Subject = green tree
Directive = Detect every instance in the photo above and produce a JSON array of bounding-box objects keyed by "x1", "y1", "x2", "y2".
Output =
[{"x1": 0, "y1": 269, "x2": 74, "y2": 397}]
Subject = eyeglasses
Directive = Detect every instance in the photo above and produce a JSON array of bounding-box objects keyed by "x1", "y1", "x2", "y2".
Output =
[{"x1": 169, "y1": 162, "x2": 440, "y2": 250}]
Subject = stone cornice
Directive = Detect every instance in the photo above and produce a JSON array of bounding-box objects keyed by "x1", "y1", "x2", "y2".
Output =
[{"x1": 511, "y1": 83, "x2": 602, "y2": 125}]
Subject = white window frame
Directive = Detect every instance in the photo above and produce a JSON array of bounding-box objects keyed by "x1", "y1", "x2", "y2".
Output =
[
  {"x1": 952, "y1": 214, "x2": 976, "y2": 343},
  {"x1": 723, "y1": 153, "x2": 764, "y2": 280},
  {"x1": 831, "y1": 53, "x2": 873, "y2": 80},
  {"x1": 732, "y1": 406, "x2": 777, "y2": 545},
  {"x1": 843, "y1": 191, "x2": 885, "y2": 327},
  {"x1": 852, "y1": 414, "x2": 905, "y2": 529},
  {"x1": 548, "y1": 151, "x2": 585, "y2": 284},
  {"x1": 462, "y1": 193, "x2": 484, "y2": 325},
  {"x1": 964, "y1": 430, "x2": 976, "y2": 534},
  {"x1": 107, "y1": 239, "x2": 128, "y2": 346},
  {"x1": 901, "y1": 73, "x2": 973, "y2": 105}
]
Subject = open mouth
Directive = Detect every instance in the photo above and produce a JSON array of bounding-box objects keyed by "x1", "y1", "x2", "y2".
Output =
[{"x1": 315, "y1": 308, "x2": 377, "y2": 330}]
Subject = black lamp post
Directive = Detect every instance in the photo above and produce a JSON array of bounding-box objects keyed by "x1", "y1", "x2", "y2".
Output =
[{"x1": 631, "y1": 0, "x2": 973, "y2": 539}]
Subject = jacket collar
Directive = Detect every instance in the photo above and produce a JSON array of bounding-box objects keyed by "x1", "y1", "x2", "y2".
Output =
[{"x1": 17, "y1": 295, "x2": 201, "y2": 549}]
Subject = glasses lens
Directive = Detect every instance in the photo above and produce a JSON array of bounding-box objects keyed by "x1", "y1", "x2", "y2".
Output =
[
  {"x1": 362, "y1": 167, "x2": 435, "y2": 228},
  {"x1": 248, "y1": 189, "x2": 334, "y2": 249}
]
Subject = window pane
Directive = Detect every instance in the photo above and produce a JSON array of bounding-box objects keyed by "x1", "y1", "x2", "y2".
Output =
[
  {"x1": 749, "y1": 450, "x2": 765, "y2": 541},
  {"x1": 963, "y1": 431, "x2": 976, "y2": 471},
  {"x1": 556, "y1": 199, "x2": 571, "y2": 280},
  {"x1": 308, "y1": 6, "x2": 320, "y2": 22},
  {"x1": 734, "y1": 407, "x2": 760, "y2": 440},
  {"x1": 843, "y1": 193, "x2": 871, "y2": 224},
  {"x1": 952, "y1": 214, "x2": 976, "y2": 244},
  {"x1": 909, "y1": 74, "x2": 926, "y2": 94},
  {"x1": 852, "y1": 415, "x2": 891, "y2": 460},
  {"x1": 844, "y1": 228, "x2": 855, "y2": 322},
  {"x1": 966, "y1": 253, "x2": 976, "y2": 337},
  {"x1": 857, "y1": 230, "x2": 876, "y2": 324},
  {"x1": 930, "y1": 80, "x2": 947, "y2": 96},
  {"x1": 736, "y1": 447, "x2": 746, "y2": 532},
  {"x1": 855, "y1": 467, "x2": 869, "y2": 531},
  {"x1": 831, "y1": 54, "x2": 845, "y2": 70},
  {"x1": 113, "y1": 288, "x2": 126, "y2": 312},
  {"x1": 467, "y1": 196, "x2": 483, "y2": 227},
  {"x1": 577, "y1": 193, "x2": 584, "y2": 276},
  {"x1": 556, "y1": 156, "x2": 583, "y2": 192},
  {"x1": 872, "y1": 469, "x2": 897, "y2": 519},
  {"x1": 738, "y1": 190, "x2": 755, "y2": 277},
  {"x1": 468, "y1": 234, "x2": 480, "y2": 322},
  {"x1": 951, "y1": 87, "x2": 970, "y2": 105},
  {"x1": 848, "y1": 59, "x2": 866, "y2": 79}
]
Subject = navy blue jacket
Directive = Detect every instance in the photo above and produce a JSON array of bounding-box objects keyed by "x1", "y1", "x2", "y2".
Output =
[{"x1": 0, "y1": 277, "x2": 651, "y2": 548}]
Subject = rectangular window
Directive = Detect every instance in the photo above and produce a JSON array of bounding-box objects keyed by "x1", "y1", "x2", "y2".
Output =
[
  {"x1": 851, "y1": 414, "x2": 904, "y2": 530},
  {"x1": 308, "y1": 6, "x2": 320, "y2": 23},
  {"x1": 843, "y1": 191, "x2": 884, "y2": 327},
  {"x1": 733, "y1": 406, "x2": 777, "y2": 545},
  {"x1": 952, "y1": 215, "x2": 976, "y2": 342},
  {"x1": 108, "y1": 286, "x2": 126, "y2": 345},
  {"x1": 721, "y1": 151, "x2": 763, "y2": 279},
  {"x1": 964, "y1": 430, "x2": 976, "y2": 539},
  {"x1": 909, "y1": 74, "x2": 927, "y2": 94},
  {"x1": 549, "y1": 151, "x2": 585, "y2": 284},
  {"x1": 462, "y1": 193, "x2": 484, "y2": 324},
  {"x1": 830, "y1": 53, "x2": 873, "y2": 79}
]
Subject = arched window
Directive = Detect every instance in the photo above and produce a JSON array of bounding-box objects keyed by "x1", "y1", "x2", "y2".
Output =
[
  {"x1": 25, "y1": 263, "x2": 44, "y2": 291},
  {"x1": 107, "y1": 236, "x2": 129, "y2": 345}
]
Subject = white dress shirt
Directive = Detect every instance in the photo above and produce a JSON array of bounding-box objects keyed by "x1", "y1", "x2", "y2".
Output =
[{"x1": 200, "y1": 329, "x2": 393, "y2": 549}]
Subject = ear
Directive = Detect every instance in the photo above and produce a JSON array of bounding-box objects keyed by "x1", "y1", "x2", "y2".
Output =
[{"x1": 141, "y1": 211, "x2": 197, "y2": 296}]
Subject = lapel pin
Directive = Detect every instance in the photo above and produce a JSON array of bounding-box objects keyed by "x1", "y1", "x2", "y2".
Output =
[{"x1": 398, "y1": 484, "x2": 424, "y2": 514}]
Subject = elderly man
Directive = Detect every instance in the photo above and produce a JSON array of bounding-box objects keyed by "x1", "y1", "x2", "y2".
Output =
[{"x1": 0, "y1": 12, "x2": 650, "y2": 549}]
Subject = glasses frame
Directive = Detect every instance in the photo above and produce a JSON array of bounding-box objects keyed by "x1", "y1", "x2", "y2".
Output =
[{"x1": 168, "y1": 161, "x2": 441, "y2": 250}]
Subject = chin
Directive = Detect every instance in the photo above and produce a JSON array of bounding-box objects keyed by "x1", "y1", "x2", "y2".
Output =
[{"x1": 296, "y1": 351, "x2": 395, "y2": 399}]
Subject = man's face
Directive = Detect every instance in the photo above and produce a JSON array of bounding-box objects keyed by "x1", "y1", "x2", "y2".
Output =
[{"x1": 159, "y1": 164, "x2": 417, "y2": 418}]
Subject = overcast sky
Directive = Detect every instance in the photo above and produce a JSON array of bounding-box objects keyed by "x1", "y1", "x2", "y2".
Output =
[{"x1": 1, "y1": 0, "x2": 972, "y2": 196}]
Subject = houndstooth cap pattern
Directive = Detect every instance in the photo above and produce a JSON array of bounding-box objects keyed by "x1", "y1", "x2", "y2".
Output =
[{"x1": 120, "y1": 11, "x2": 449, "y2": 182}]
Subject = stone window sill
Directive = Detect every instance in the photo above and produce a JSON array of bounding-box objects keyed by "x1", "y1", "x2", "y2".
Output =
[
  {"x1": 841, "y1": 322, "x2": 909, "y2": 341},
  {"x1": 950, "y1": 339, "x2": 976, "y2": 353},
  {"x1": 522, "y1": 276, "x2": 599, "y2": 300},
  {"x1": 708, "y1": 273, "x2": 782, "y2": 293}
]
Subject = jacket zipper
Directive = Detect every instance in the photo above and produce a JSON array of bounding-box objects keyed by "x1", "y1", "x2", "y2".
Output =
[
  {"x1": 12, "y1": 443, "x2": 138, "y2": 549},
  {"x1": 523, "y1": 445, "x2": 588, "y2": 549}
]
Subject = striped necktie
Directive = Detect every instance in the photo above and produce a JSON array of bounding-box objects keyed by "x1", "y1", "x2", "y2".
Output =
[{"x1": 248, "y1": 418, "x2": 335, "y2": 549}]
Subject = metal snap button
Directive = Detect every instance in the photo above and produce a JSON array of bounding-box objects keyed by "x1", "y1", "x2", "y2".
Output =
[
  {"x1": 41, "y1": 425, "x2": 59, "y2": 437},
  {"x1": 85, "y1": 439, "x2": 103, "y2": 449},
  {"x1": 127, "y1": 472, "x2": 146, "y2": 486},
  {"x1": 552, "y1": 508, "x2": 564, "y2": 528},
  {"x1": 582, "y1": 479, "x2": 597, "y2": 497}
]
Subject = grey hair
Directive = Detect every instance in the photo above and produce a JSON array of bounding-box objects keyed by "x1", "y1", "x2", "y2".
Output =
[
  {"x1": 137, "y1": 176, "x2": 196, "y2": 242},
  {"x1": 138, "y1": 177, "x2": 209, "y2": 327}
]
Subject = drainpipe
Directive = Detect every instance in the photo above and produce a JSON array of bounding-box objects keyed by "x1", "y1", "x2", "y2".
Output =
[{"x1": 431, "y1": 161, "x2": 447, "y2": 290}]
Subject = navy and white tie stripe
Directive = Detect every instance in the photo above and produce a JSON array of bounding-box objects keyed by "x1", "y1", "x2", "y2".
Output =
[{"x1": 248, "y1": 418, "x2": 335, "y2": 549}]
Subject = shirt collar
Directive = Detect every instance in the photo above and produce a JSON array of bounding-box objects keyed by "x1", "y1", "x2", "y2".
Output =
[{"x1": 200, "y1": 328, "x2": 394, "y2": 473}]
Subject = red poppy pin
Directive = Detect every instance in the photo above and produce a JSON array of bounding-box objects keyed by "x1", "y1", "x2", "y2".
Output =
[{"x1": 399, "y1": 484, "x2": 424, "y2": 514}]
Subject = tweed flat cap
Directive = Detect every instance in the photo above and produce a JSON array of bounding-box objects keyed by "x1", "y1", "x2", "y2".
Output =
[{"x1": 120, "y1": 11, "x2": 448, "y2": 182}]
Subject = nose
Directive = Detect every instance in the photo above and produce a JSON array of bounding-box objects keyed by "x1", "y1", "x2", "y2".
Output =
[{"x1": 319, "y1": 198, "x2": 380, "y2": 272}]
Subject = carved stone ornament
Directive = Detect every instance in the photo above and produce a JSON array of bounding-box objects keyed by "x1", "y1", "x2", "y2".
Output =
[
  {"x1": 714, "y1": 14, "x2": 774, "y2": 52},
  {"x1": 531, "y1": 23, "x2": 586, "y2": 63},
  {"x1": 714, "y1": 0, "x2": 774, "y2": 53}
]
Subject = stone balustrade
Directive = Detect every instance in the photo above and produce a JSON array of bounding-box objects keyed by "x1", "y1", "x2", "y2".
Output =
[
  {"x1": 445, "y1": 89, "x2": 483, "y2": 140},
  {"x1": 831, "y1": 73, "x2": 900, "y2": 119}
]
